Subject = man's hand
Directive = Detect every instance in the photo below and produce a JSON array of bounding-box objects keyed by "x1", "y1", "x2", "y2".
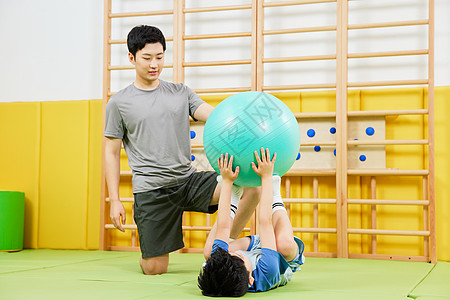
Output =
[
  {"x1": 110, "y1": 199, "x2": 126, "y2": 232},
  {"x1": 251, "y1": 148, "x2": 277, "y2": 179},
  {"x1": 218, "y1": 153, "x2": 239, "y2": 183}
]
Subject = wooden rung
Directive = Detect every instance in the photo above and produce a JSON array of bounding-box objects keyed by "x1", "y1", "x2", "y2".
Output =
[
  {"x1": 120, "y1": 171, "x2": 132, "y2": 177},
  {"x1": 106, "y1": 197, "x2": 134, "y2": 202},
  {"x1": 348, "y1": 19, "x2": 429, "y2": 30},
  {"x1": 348, "y1": 253, "x2": 429, "y2": 262},
  {"x1": 285, "y1": 198, "x2": 337, "y2": 204},
  {"x1": 184, "y1": 4, "x2": 252, "y2": 13},
  {"x1": 109, "y1": 64, "x2": 173, "y2": 70},
  {"x1": 263, "y1": 0, "x2": 337, "y2": 7},
  {"x1": 302, "y1": 141, "x2": 336, "y2": 146},
  {"x1": 193, "y1": 87, "x2": 252, "y2": 94},
  {"x1": 109, "y1": 39, "x2": 127, "y2": 45},
  {"x1": 294, "y1": 109, "x2": 428, "y2": 119},
  {"x1": 264, "y1": 25, "x2": 336, "y2": 36},
  {"x1": 178, "y1": 248, "x2": 204, "y2": 254},
  {"x1": 304, "y1": 252, "x2": 338, "y2": 258},
  {"x1": 347, "y1": 109, "x2": 428, "y2": 117},
  {"x1": 184, "y1": 59, "x2": 252, "y2": 67},
  {"x1": 109, "y1": 65, "x2": 134, "y2": 70},
  {"x1": 295, "y1": 112, "x2": 336, "y2": 118},
  {"x1": 264, "y1": 54, "x2": 336, "y2": 63},
  {"x1": 285, "y1": 169, "x2": 336, "y2": 176},
  {"x1": 263, "y1": 83, "x2": 336, "y2": 90},
  {"x1": 348, "y1": 139, "x2": 428, "y2": 146},
  {"x1": 292, "y1": 227, "x2": 337, "y2": 233},
  {"x1": 109, "y1": 10, "x2": 173, "y2": 18},
  {"x1": 110, "y1": 36, "x2": 174, "y2": 44},
  {"x1": 348, "y1": 169, "x2": 429, "y2": 176},
  {"x1": 191, "y1": 144, "x2": 203, "y2": 149},
  {"x1": 348, "y1": 79, "x2": 428, "y2": 88},
  {"x1": 348, "y1": 229, "x2": 430, "y2": 236},
  {"x1": 348, "y1": 49, "x2": 428, "y2": 59},
  {"x1": 107, "y1": 246, "x2": 140, "y2": 252},
  {"x1": 182, "y1": 226, "x2": 213, "y2": 231},
  {"x1": 184, "y1": 32, "x2": 252, "y2": 40},
  {"x1": 105, "y1": 224, "x2": 136, "y2": 229},
  {"x1": 348, "y1": 199, "x2": 430, "y2": 206}
]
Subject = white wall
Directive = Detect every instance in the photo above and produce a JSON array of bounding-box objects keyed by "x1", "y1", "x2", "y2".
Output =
[
  {"x1": 0, "y1": 0, "x2": 103, "y2": 102},
  {"x1": 0, "y1": 0, "x2": 449, "y2": 103}
]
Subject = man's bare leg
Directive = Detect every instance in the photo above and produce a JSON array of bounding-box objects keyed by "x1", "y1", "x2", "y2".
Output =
[
  {"x1": 140, "y1": 254, "x2": 169, "y2": 275},
  {"x1": 230, "y1": 187, "x2": 260, "y2": 239}
]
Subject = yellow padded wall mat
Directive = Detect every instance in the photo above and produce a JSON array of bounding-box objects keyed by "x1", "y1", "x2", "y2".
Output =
[
  {"x1": 0, "y1": 100, "x2": 102, "y2": 250},
  {"x1": 87, "y1": 100, "x2": 103, "y2": 249},
  {"x1": 39, "y1": 101, "x2": 90, "y2": 248},
  {"x1": 0, "y1": 102, "x2": 41, "y2": 249}
]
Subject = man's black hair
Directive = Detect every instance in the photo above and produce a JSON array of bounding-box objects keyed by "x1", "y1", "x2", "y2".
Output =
[
  {"x1": 127, "y1": 25, "x2": 166, "y2": 58},
  {"x1": 198, "y1": 247, "x2": 249, "y2": 297}
]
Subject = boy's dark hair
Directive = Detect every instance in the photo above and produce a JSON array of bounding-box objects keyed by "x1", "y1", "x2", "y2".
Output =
[
  {"x1": 127, "y1": 25, "x2": 166, "y2": 58},
  {"x1": 198, "y1": 248, "x2": 249, "y2": 297}
]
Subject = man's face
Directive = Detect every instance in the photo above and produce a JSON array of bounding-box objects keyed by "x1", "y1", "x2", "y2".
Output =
[{"x1": 129, "y1": 42, "x2": 164, "y2": 84}]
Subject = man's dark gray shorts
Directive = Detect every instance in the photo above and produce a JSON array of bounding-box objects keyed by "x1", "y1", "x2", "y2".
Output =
[{"x1": 133, "y1": 171, "x2": 218, "y2": 258}]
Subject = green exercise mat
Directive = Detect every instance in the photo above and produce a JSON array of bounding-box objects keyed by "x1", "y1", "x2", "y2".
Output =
[{"x1": 0, "y1": 250, "x2": 446, "y2": 300}]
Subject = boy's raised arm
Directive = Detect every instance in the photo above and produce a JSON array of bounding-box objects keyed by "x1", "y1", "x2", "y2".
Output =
[
  {"x1": 252, "y1": 148, "x2": 277, "y2": 251},
  {"x1": 214, "y1": 154, "x2": 240, "y2": 243}
]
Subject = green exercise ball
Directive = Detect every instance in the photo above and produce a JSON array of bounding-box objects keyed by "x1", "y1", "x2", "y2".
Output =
[{"x1": 203, "y1": 91, "x2": 300, "y2": 187}]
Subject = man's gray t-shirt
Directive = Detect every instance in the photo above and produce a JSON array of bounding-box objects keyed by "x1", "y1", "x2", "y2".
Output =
[{"x1": 104, "y1": 80, "x2": 205, "y2": 193}]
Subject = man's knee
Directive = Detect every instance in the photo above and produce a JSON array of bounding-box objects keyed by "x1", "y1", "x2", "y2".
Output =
[
  {"x1": 140, "y1": 255, "x2": 169, "y2": 275},
  {"x1": 243, "y1": 186, "x2": 261, "y2": 200}
]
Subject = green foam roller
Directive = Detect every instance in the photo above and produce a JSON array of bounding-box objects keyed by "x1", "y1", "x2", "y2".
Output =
[{"x1": 0, "y1": 191, "x2": 25, "y2": 251}]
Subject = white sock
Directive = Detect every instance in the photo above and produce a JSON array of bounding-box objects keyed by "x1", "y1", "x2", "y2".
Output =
[
  {"x1": 272, "y1": 175, "x2": 286, "y2": 214},
  {"x1": 216, "y1": 175, "x2": 243, "y2": 219}
]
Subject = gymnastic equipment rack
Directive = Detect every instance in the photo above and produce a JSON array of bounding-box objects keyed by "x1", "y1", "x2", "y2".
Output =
[{"x1": 101, "y1": 0, "x2": 436, "y2": 263}]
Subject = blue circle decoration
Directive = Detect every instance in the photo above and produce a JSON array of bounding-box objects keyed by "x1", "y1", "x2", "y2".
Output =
[
  {"x1": 359, "y1": 155, "x2": 366, "y2": 162},
  {"x1": 191, "y1": 154, "x2": 196, "y2": 161},
  {"x1": 330, "y1": 127, "x2": 336, "y2": 134},
  {"x1": 307, "y1": 129, "x2": 316, "y2": 138},
  {"x1": 296, "y1": 153, "x2": 301, "y2": 160},
  {"x1": 190, "y1": 130, "x2": 196, "y2": 139},
  {"x1": 333, "y1": 149, "x2": 336, "y2": 156},
  {"x1": 365, "y1": 127, "x2": 375, "y2": 136},
  {"x1": 314, "y1": 146, "x2": 321, "y2": 152}
]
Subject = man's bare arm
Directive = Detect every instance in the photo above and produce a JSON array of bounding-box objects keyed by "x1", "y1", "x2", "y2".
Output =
[{"x1": 105, "y1": 137, "x2": 126, "y2": 232}]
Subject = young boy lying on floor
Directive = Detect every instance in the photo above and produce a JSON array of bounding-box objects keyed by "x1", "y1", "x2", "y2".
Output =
[{"x1": 198, "y1": 148, "x2": 305, "y2": 297}]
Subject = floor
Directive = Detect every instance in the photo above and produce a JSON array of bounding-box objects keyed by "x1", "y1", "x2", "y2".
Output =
[{"x1": 0, "y1": 250, "x2": 449, "y2": 300}]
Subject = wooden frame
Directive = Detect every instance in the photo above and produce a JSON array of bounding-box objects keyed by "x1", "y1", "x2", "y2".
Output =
[{"x1": 101, "y1": 0, "x2": 436, "y2": 263}]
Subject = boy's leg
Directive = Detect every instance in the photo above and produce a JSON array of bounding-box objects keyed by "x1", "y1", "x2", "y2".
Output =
[
  {"x1": 208, "y1": 182, "x2": 221, "y2": 206},
  {"x1": 140, "y1": 254, "x2": 169, "y2": 275},
  {"x1": 272, "y1": 210, "x2": 298, "y2": 262},
  {"x1": 271, "y1": 176, "x2": 298, "y2": 261}
]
